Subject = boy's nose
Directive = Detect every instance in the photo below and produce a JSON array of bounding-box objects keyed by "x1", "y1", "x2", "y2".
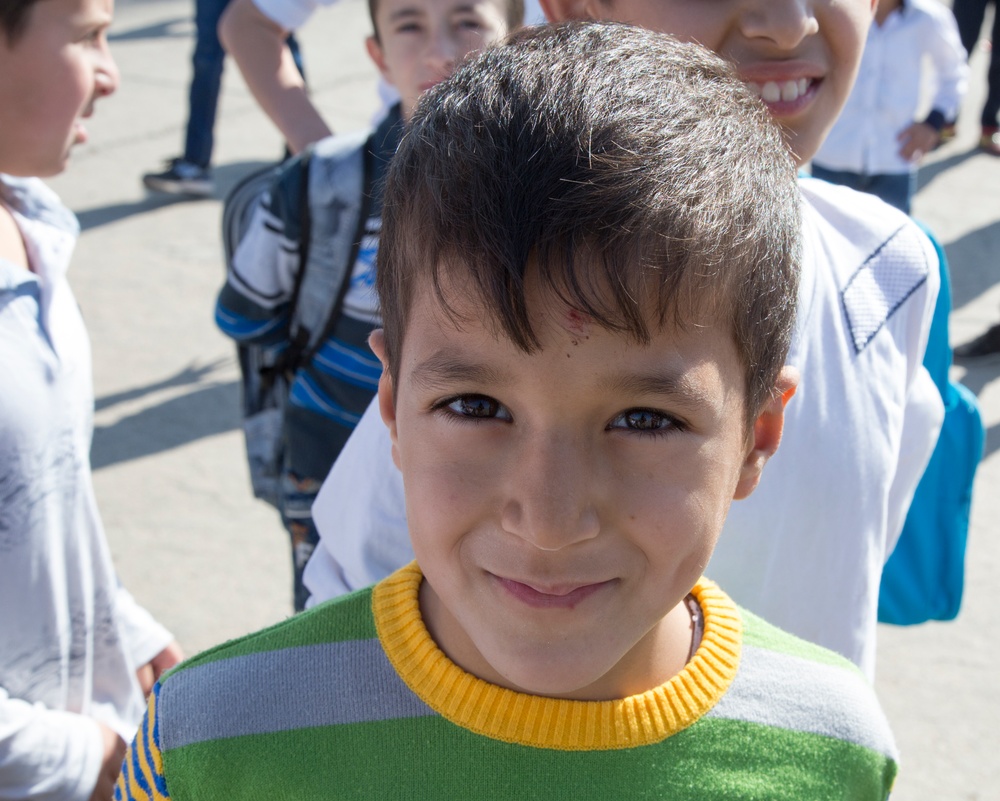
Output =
[
  {"x1": 95, "y1": 47, "x2": 120, "y2": 98},
  {"x1": 425, "y1": 30, "x2": 459, "y2": 73},
  {"x1": 739, "y1": 0, "x2": 819, "y2": 50},
  {"x1": 500, "y1": 432, "x2": 601, "y2": 551}
]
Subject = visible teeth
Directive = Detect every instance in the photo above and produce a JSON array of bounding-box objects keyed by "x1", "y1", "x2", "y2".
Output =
[
  {"x1": 761, "y1": 81, "x2": 782, "y2": 102},
  {"x1": 751, "y1": 79, "x2": 810, "y2": 103}
]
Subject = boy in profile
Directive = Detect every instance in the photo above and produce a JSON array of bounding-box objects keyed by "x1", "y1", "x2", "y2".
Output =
[
  {"x1": 119, "y1": 24, "x2": 897, "y2": 798},
  {"x1": 0, "y1": 0, "x2": 182, "y2": 798},
  {"x1": 214, "y1": 0, "x2": 520, "y2": 610}
]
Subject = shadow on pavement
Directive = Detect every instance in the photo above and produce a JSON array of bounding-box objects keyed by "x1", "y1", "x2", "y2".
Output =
[
  {"x1": 109, "y1": 17, "x2": 191, "y2": 43},
  {"x1": 91, "y1": 380, "x2": 240, "y2": 469},
  {"x1": 917, "y1": 147, "x2": 982, "y2": 194},
  {"x1": 945, "y1": 219, "x2": 1000, "y2": 313},
  {"x1": 95, "y1": 358, "x2": 230, "y2": 412},
  {"x1": 73, "y1": 161, "x2": 278, "y2": 231}
]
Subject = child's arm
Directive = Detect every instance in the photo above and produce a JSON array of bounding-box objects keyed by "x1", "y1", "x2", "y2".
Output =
[
  {"x1": 215, "y1": 156, "x2": 313, "y2": 348},
  {"x1": 0, "y1": 686, "x2": 120, "y2": 801},
  {"x1": 899, "y1": 5, "x2": 969, "y2": 162},
  {"x1": 219, "y1": 0, "x2": 332, "y2": 153}
]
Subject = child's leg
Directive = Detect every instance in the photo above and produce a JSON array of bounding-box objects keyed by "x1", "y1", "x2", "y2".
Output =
[
  {"x1": 982, "y1": 4, "x2": 1000, "y2": 129},
  {"x1": 183, "y1": 0, "x2": 231, "y2": 168},
  {"x1": 280, "y1": 471, "x2": 324, "y2": 611}
]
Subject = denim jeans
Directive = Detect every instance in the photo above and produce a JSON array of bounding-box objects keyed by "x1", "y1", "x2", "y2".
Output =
[
  {"x1": 952, "y1": 0, "x2": 1000, "y2": 128},
  {"x1": 183, "y1": 0, "x2": 305, "y2": 168},
  {"x1": 809, "y1": 165, "x2": 916, "y2": 216}
]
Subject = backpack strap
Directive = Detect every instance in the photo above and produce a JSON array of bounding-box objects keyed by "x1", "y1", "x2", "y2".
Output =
[{"x1": 286, "y1": 128, "x2": 372, "y2": 369}]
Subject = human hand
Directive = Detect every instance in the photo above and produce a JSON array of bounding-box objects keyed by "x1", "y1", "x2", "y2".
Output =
[
  {"x1": 136, "y1": 640, "x2": 184, "y2": 696},
  {"x1": 87, "y1": 722, "x2": 126, "y2": 801},
  {"x1": 897, "y1": 122, "x2": 940, "y2": 163}
]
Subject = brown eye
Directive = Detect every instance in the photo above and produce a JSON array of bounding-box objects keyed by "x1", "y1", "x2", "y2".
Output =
[
  {"x1": 445, "y1": 395, "x2": 511, "y2": 420},
  {"x1": 609, "y1": 409, "x2": 677, "y2": 434}
]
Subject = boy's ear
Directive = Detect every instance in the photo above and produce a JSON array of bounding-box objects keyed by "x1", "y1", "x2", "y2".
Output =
[
  {"x1": 540, "y1": 0, "x2": 595, "y2": 22},
  {"x1": 369, "y1": 329, "x2": 403, "y2": 471},
  {"x1": 733, "y1": 366, "x2": 799, "y2": 501},
  {"x1": 365, "y1": 36, "x2": 391, "y2": 82}
]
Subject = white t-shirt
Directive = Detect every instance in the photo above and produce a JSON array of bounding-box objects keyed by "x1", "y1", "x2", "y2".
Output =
[
  {"x1": 0, "y1": 177, "x2": 172, "y2": 801},
  {"x1": 304, "y1": 179, "x2": 942, "y2": 679}
]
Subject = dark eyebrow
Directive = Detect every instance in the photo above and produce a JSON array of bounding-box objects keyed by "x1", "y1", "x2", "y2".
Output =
[
  {"x1": 603, "y1": 370, "x2": 716, "y2": 409},
  {"x1": 410, "y1": 350, "x2": 511, "y2": 392},
  {"x1": 388, "y1": 7, "x2": 424, "y2": 21}
]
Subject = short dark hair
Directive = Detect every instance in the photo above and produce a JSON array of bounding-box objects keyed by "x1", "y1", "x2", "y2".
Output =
[
  {"x1": 377, "y1": 21, "x2": 801, "y2": 423},
  {"x1": 368, "y1": 0, "x2": 524, "y2": 43},
  {"x1": 0, "y1": 0, "x2": 40, "y2": 44}
]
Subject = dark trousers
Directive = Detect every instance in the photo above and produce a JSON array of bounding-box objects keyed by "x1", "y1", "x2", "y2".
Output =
[
  {"x1": 184, "y1": 0, "x2": 306, "y2": 168},
  {"x1": 952, "y1": 0, "x2": 1000, "y2": 127},
  {"x1": 809, "y1": 165, "x2": 916, "y2": 215}
]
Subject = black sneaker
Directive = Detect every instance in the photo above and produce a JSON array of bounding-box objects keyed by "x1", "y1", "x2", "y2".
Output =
[
  {"x1": 142, "y1": 158, "x2": 214, "y2": 197},
  {"x1": 954, "y1": 322, "x2": 1000, "y2": 359}
]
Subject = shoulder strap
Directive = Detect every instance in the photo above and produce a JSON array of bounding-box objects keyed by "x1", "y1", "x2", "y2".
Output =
[
  {"x1": 302, "y1": 142, "x2": 374, "y2": 365},
  {"x1": 286, "y1": 129, "x2": 372, "y2": 368},
  {"x1": 283, "y1": 145, "x2": 316, "y2": 362}
]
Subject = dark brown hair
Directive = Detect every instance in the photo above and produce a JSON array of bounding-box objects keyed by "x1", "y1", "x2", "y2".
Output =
[
  {"x1": 0, "y1": 0, "x2": 41, "y2": 44},
  {"x1": 377, "y1": 21, "x2": 801, "y2": 423}
]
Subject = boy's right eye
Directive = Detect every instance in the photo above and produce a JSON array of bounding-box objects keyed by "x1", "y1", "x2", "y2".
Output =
[{"x1": 439, "y1": 394, "x2": 512, "y2": 421}]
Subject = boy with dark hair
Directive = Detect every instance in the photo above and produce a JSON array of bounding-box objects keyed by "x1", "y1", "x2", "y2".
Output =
[
  {"x1": 0, "y1": 0, "x2": 182, "y2": 798},
  {"x1": 119, "y1": 23, "x2": 897, "y2": 798},
  {"x1": 306, "y1": 0, "x2": 945, "y2": 679},
  {"x1": 214, "y1": 0, "x2": 518, "y2": 610}
]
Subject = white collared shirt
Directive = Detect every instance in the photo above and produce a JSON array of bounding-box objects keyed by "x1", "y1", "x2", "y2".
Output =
[{"x1": 812, "y1": 0, "x2": 968, "y2": 175}]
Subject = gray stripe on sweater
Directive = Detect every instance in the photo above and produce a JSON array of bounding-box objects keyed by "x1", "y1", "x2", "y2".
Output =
[
  {"x1": 707, "y1": 644, "x2": 898, "y2": 758},
  {"x1": 160, "y1": 639, "x2": 435, "y2": 750}
]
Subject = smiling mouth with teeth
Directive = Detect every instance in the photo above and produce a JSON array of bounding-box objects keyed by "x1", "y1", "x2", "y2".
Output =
[{"x1": 746, "y1": 78, "x2": 812, "y2": 104}]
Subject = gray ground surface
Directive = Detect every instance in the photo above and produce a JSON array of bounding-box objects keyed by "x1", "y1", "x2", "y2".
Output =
[{"x1": 46, "y1": 0, "x2": 999, "y2": 796}]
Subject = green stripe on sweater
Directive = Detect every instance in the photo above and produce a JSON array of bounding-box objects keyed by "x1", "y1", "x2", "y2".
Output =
[{"x1": 162, "y1": 715, "x2": 894, "y2": 800}]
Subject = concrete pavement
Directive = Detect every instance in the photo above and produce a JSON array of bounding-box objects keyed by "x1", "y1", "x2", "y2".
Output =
[{"x1": 46, "y1": 0, "x2": 1000, "y2": 796}]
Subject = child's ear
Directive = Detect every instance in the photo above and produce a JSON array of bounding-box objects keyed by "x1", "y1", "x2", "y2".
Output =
[
  {"x1": 540, "y1": 0, "x2": 594, "y2": 22},
  {"x1": 365, "y1": 35, "x2": 391, "y2": 82},
  {"x1": 369, "y1": 329, "x2": 402, "y2": 471},
  {"x1": 733, "y1": 366, "x2": 799, "y2": 501}
]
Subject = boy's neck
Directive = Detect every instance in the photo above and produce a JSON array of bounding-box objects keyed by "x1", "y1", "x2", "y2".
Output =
[{"x1": 0, "y1": 204, "x2": 29, "y2": 271}]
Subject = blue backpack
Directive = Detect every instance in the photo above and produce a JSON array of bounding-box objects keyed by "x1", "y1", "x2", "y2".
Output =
[{"x1": 877, "y1": 226, "x2": 985, "y2": 625}]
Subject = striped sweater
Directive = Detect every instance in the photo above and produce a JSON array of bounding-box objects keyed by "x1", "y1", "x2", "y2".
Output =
[{"x1": 116, "y1": 563, "x2": 898, "y2": 800}]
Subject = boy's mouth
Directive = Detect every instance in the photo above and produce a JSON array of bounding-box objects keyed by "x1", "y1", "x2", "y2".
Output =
[
  {"x1": 745, "y1": 79, "x2": 811, "y2": 104},
  {"x1": 493, "y1": 575, "x2": 616, "y2": 609}
]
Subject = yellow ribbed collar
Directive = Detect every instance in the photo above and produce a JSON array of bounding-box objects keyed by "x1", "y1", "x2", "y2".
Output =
[{"x1": 373, "y1": 562, "x2": 742, "y2": 751}]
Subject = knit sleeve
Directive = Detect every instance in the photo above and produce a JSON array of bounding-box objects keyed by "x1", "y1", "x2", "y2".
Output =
[{"x1": 115, "y1": 683, "x2": 171, "y2": 801}]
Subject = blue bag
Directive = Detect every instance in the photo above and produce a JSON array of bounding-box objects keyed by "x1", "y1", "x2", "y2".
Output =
[{"x1": 877, "y1": 226, "x2": 985, "y2": 625}]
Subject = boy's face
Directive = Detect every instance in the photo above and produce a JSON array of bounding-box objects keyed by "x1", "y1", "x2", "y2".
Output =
[
  {"x1": 0, "y1": 0, "x2": 118, "y2": 177},
  {"x1": 542, "y1": 0, "x2": 877, "y2": 165},
  {"x1": 374, "y1": 270, "x2": 791, "y2": 700},
  {"x1": 366, "y1": 0, "x2": 510, "y2": 121}
]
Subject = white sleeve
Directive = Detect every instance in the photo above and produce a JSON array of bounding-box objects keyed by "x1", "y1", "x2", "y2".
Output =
[
  {"x1": 923, "y1": 6, "x2": 969, "y2": 120},
  {"x1": 0, "y1": 689, "x2": 102, "y2": 801},
  {"x1": 252, "y1": 0, "x2": 336, "y2": 32},
  {"x1": 113, "y1": 584, "x2": 173, "y2": 669},
  {"x1": 304, "y1": 396, "x2": 412, "y2": 604},
  {"x1": 883, "y1": 230, "x2": 944, "y2": 556}
]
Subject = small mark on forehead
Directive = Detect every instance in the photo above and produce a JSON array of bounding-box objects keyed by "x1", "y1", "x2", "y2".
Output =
[{"x1": 563, "y1": 307, "x2": 592, "y2": 338}]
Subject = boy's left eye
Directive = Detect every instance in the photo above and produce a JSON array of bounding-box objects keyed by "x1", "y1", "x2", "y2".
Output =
[
  {"x1": 443, "y1": 394, "x2": 512, "y2": 421},
  {"x1": 608, "y1": 409, "x2": 678, "y2": 434}
]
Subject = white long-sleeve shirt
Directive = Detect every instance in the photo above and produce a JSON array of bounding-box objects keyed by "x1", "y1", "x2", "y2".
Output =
[
  {"x1": 813, "y1": 0, "x2": 968, "y2": 176},
  {"x1": 0, "y1": 177, "x2": 172, "y2": 801}
]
